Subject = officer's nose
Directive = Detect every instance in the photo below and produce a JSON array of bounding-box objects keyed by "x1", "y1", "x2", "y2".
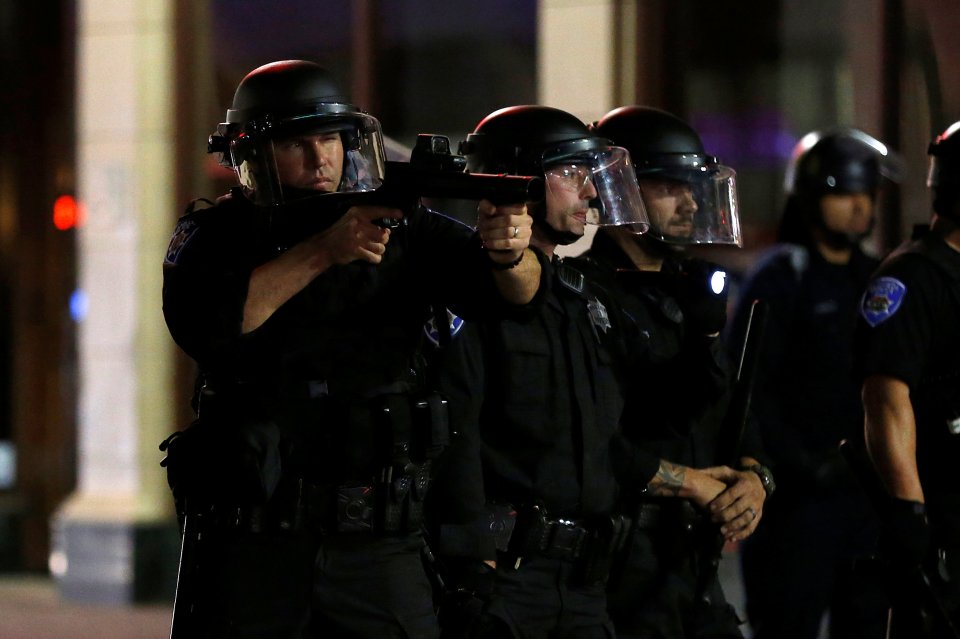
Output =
[
  {"x1": 304, "y1": 141, "x2": 329, "y2": 170},
  {"x1": 579, "y1": 176, "x2": 598, "y2": 200},
  {"x1": 680, "y1": 186, "x2": 698, "y2": 214},
  {"x1": 852, "y1": 192, "x2": 873, "y2": 217}
]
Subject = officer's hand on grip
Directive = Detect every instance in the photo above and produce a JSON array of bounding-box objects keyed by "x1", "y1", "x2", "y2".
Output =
[
  {"x1": 674, "y1": 259, "x2": 729, "y2": 337},
  {"x1": 879, "y1": 498, "x2": 932, "y2": 568},
  {"x1": 308, "y1": 205, "x2": 402, "y2": 266},
  {"x1": 476, "y1": 199, "x2": 533, "y2": 267}
]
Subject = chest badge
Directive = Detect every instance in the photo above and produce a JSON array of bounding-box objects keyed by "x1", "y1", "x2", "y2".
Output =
[
  {"x1": 860, "y1": 276, "x2": 907, "y2": 327},
  {"x1": 587, "y1": 297, "x2": 611, "y2": 334}
]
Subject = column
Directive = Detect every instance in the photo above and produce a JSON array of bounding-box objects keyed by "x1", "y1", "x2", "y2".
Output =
[{"x1": 50, "y1": 0, "x2": 181, "y2": 604}]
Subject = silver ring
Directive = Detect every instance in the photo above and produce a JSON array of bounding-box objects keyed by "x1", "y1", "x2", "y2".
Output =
[
  {"x1": 746, "y1": 507, "x2": 757, "y2": 522},
  {"x1": 512, "y1": 226, "x2": 520, "y2": 238}
]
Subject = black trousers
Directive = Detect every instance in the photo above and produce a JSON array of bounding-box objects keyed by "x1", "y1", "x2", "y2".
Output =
[
  {"x1": 606, "y1": 526, "x2": 743, "y2": 639},
  {"x1": 740, "y1": 490, "x2": 888, "y2": 639},
  {"x1": 470, "y1": 556, "x2": 615, "y2": 639},
  {"x1": 189, "y1": 527, "x2": 439, "y2": 638}
]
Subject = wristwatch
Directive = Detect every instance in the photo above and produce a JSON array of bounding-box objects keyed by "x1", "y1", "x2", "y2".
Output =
[{"x1": 741, "y1": 463, "x2": 776, "y2": 498}]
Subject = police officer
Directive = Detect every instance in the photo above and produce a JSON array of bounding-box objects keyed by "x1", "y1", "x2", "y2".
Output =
[
  {"x1": 858, "y1": 121, "x2": 960, "y2": 635},
  {"x1": 584, "y1": 106, "x2": 770, "y2": 639},
  {"x1": 729, "y1": 129, "x2": 899, "y2": 639},
  {"x1": 427, "y1": 105, "x2": 741, "y2": 639},
  {"x1": 161, "y1": 60, "x2": 542, "y2": 638}
]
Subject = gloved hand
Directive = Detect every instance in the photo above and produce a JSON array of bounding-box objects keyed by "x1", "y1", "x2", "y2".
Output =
[
  {"x1": 673, "y1": 258, "x2": 729, "y2": 336},
  {"x1": 878, "y1": 498, "x2": 931, "y2": 568}
]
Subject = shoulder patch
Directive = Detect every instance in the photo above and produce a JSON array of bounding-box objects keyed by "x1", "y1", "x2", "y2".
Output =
[
  {"x1": 860, "y1": 276, "x2": 907, "y2": 327},
  {"x1": 165, "y1": 216, "x2": 200, "y2": 265},
  {"x1": 424, "y1": 309, "x2": 465, "y2": 347}
]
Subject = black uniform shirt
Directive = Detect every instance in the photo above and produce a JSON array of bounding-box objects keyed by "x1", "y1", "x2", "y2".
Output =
[
  {"x1": 162, "y1": 192, "x2": 537, "y2": 481},
  {"x1": 435, "y1": 256, "x2": 649, "y2": 535},
  {"x1": 585, "y1": 232, "x2": 753, "y2": 471},
  {"x1": 731, "y1": 243, "x2": 877, "y2": 492},
  {"x1": 855, "y1": 232, "x2": 960, "y2": 516}
]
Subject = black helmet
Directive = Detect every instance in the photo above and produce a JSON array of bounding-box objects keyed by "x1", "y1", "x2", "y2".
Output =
[
  {"x1": 928, "y1": 121, "x2": 960, "y2": 218},
  {"x1": 208, "y1": 60, "x2": 386, "y2": 206},
  {"x1": 784, "y1": 129, "x2": 900, "y2": 197},
  {"x1": 461, "y1": 105, "x2": 648, "y2": 231},
  {"x1": 592, "y1": 106, "x2": 741, "y2": 246},
  {"x1": 461, "y1": 106, "x2": 607, "y2": 176}
]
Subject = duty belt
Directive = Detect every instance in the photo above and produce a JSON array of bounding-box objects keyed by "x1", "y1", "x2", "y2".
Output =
[
  {"x1": 304, "y1": 467, "x2": 432, "y2": 536},
  {"x1": 486, "y1": 503, "x2": 630, "y2": 572}
]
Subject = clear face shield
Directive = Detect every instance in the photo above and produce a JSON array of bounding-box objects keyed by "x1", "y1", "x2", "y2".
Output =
[
  {"x1": 636, "y1": 164, "x2": 742, "y2": 246},
  {"x1": 229, "y1": 113, "x2": 387, "y2": 207},
  {"x1": 543, "y1": 146, "x2": 649, "y2": 233}
]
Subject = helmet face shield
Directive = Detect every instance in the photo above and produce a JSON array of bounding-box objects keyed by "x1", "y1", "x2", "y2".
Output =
[
  {"x1": 637, "y1": 164, "x2": 742, "y2": 246},
  {"x1": 227, "y1": 112, "x2": 386, "y2": 206},
  {"x1": 544, "y1": 146, "x2": 649, "y2": 233}
]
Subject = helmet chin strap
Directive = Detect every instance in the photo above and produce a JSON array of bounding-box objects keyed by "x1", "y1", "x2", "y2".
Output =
[
  {"x1": 534, "y1": 217, "x2": 581, "y2": 246},
  {"x1": 528, "y1": 201, "x2": 581, "y2": 247}
]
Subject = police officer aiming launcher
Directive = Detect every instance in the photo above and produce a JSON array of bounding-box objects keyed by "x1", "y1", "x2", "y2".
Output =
[
  {"x1": 428, "y1": 104, "x2": 649, "y2": 639},
  {"x1": 161, "y1": 60, "x2": 543, "y2": 638}
]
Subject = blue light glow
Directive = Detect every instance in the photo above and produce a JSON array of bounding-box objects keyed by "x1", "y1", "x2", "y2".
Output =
[{"x1": 69, "y1": 289, "x2": 88, "y2": 322}]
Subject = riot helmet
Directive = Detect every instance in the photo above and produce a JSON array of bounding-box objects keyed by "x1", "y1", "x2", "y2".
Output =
[
  {"x1": 784, "y1": 129, "x2": 902, "y2": 198},
  {"x1": 208, "y1": 60, "x2": 386, "y2": 206},
  {"x1": 927, "y1": 121, "x2": 960, "y2": 220},
  {"x1": 592, "y1": 106, "x2": 741, "y2": 246},
  {"x1": 779, "y1": 129, "x2": 902, "y2": 246},
  {"x1": 460, "y1": 105, "x2": 648, "y2": 239}
]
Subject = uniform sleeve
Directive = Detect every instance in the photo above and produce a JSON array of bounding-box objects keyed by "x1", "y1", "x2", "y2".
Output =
[
  {"x1": 161, "y1": 210, "x2": 262, "y2": 375},
  {"x1": 609, "y1": 432, "x2": 662, "y2": 487},
  {"x1": 855, "y1": 256, "x2": 940, "y2": 389},
  {"x1": 428, "y1": 321, "x2": 498, "y2": 562},
  {"x1": 406, "y1": 206, "x2": 546, "y2": 322}
]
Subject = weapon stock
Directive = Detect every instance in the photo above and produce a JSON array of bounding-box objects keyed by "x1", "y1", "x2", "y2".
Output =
[
  {"x1": 838, "y1": 438, "x2": 960, "y2": 639},
  {"x1": 273, "y1": 134, "x2": 544, "y2": 242}
]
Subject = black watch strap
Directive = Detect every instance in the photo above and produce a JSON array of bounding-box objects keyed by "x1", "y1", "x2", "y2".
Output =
[{"x1": 741, "y1": 463, "x2": 776, "y2": 498}]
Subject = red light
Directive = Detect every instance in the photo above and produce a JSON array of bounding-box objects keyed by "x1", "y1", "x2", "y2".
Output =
[{"x1": 53, "y1": 195, "x2": 84, "y2": 230}]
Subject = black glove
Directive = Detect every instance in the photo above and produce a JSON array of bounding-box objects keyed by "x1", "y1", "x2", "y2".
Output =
[
  {"x1": 879, "y1": 498, "x2": 931, "y2": 568},
  {"x1": 673, "y1": 258, "x2": 729, "y2": 336}
]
